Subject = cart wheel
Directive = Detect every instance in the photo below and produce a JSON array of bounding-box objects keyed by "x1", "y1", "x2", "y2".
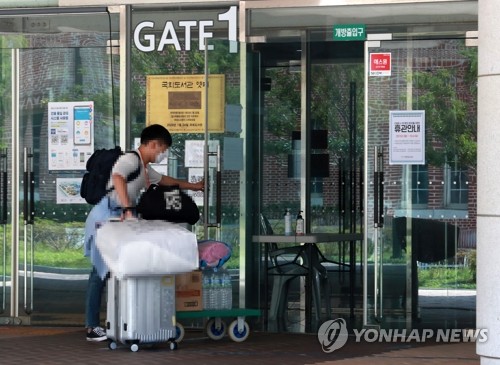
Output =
[
  {"x1": 108, "y1": 341, "x2": 117, "y2": 350},
  {"x1": 130, "y1": 343, "x2": 139, "y2": 352},
  {"x1": 228, "y1": 320, "x2": 250, "y2": 342},
  {"x1": 169, "y1": 341, "x2": 178, "y2": 350},
  {"x1": 175, "y1": 323, "x2": 185, "y2": 343},
  {"x1": 206, "y1": 318, "x2": 227, "y2": 340}
]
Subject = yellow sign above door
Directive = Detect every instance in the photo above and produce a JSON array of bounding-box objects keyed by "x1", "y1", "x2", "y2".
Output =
[{"x1": 146, "y1": 74, "x2": 225, "y2": 133}]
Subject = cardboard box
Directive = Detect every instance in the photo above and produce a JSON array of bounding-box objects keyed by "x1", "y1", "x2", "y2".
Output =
[{"x1": 175, "y1": 270, "x2": 203, "y2": 311}]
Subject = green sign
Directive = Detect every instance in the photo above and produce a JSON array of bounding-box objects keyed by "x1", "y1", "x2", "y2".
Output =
[{"x1": 333, "y1": 24, "x2": 366, "y2": 41}]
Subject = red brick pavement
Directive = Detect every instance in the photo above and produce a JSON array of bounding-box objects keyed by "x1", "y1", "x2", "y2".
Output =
[{"x1": 0, "y1": 326, "x2": 480, "y2": 365}]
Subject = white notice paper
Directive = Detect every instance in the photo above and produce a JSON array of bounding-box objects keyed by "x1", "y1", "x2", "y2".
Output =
[{"x1": 389, "y1": 110, "x2": 425, "y2": 165}]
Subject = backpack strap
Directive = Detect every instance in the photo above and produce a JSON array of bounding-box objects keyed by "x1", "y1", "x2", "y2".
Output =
[
  {"x1": 105, "y1": 150, "x2": 142, "y2": 196},
  {"x1": 126, "y1": 151, "x2": 142, "y2": 183}
]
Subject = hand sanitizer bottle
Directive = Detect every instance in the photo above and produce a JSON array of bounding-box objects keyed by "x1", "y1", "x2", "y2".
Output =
[
  {"x1": 284, "y1": 208, "x2": 292, "y2": 235},
  {"x1": 296, "y1": 210, "x2": 304, "y2": 235}
]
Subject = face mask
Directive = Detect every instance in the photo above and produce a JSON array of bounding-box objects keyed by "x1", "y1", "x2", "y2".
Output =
[{"x1": 155, "y1": 150, "x2": 169, "y2": 164}]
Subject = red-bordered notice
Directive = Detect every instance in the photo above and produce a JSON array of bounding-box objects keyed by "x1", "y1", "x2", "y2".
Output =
[{"x1": 370, "y1": 52, "x2": 391, "y2": 76}]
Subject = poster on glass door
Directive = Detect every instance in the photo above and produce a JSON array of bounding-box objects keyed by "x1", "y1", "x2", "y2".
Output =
[
  {"x1": 369, "y1": 52, "x2": 391, "y2": 76},
  {"x1": 56, "y1": 177, "x2": 85, "y2": 204},
  {"x1": 389, "y1": 110, "x2": 425, "y2": 165},
  {"x1": 184, "y1": 140, "x2": 219, "y2": 168},
  {"x1": 48, "y1": 101, "x2": 94, "y2": 171},
  {"x1": 188, "y1": 167, "x2": 207, "y2": 206}
]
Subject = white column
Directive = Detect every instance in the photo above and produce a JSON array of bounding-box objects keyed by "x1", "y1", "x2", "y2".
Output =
[{"x1": 477, "y1": 1, "x2": 500, "y2": 364}]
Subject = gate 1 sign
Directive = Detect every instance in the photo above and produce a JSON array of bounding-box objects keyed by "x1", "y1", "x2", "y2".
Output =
[
  {"x1": 133, "y1": 6, "x2": 237, "y2": 54},
  {"x1": 369, "y1": 52, "x2": 391, "y2": 76},
  {"x1": 389, "y1": 110, "x2": 426, "y2": 165}
]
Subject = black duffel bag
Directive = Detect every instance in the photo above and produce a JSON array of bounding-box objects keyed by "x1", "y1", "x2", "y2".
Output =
[{"x1": 136, "y1": 184, "x2": 200, "y2": 225}]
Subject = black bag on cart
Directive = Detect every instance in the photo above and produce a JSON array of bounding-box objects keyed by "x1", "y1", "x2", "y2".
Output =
[{"x1": 136, "y1": 184, "x2": 200, "y2": 225}]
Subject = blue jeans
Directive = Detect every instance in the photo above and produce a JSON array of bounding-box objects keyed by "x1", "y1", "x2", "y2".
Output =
[{"x1": 85, "y1": 267, "x2": 107, "y2": 328}]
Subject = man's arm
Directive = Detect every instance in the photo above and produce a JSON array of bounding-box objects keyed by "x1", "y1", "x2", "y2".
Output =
[
  {"x1": 159, "y1": 175, "x2": 204, "y2": 191},
  {"x1": 112, "y1": 173, "x2": 134, "y2": 218}
]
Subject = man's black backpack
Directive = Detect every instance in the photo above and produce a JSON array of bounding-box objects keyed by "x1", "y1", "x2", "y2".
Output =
[{"x1": 80, "y1": 147, "x2": 141, "y2": 205}]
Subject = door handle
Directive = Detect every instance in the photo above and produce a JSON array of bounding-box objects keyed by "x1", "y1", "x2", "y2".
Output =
[
  {"x1": 0, "y1": 149, "x2": 7, "y2": 313},
  {"x1": 23, "y1": 150, "x2": 28, "y2": 225},
  {"x1": 205, "y1": 146, "x2": 222, "y2": 238},
  {"x1": 373, "y1": 146, "x2": 384, "y2": 228},
  {"x1": 216, "y1": 145, "x2": 221, "y2": 228},
  {"x1": 373, "y1": 146, "x2": 385, "y2": 319},
  {"x1": 1, "y1": 148, "x2": 7, "y2": 225},
  {"x1": 23, "y1": 148, "x2": 35, "y2": 225},
  {"x1": 23, "y1": 147, "x2": 34, "y2": 314}
]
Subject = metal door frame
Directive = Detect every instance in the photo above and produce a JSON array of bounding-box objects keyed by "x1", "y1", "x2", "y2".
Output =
[{"x1": 362, "y1": 33, "x2": 393, "y2": 328}]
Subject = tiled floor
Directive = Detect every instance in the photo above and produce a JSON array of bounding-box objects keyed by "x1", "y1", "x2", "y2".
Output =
[
  {"x1": 0, "y1": 325, "x2": 480, "y2": 365},
  {"x1": 3, "y1": 271, "x2": 479, "y2": 364}
]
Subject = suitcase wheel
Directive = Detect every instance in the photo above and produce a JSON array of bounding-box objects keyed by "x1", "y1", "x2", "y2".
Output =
[
  {"x1": 175, "y1": 323, "x2": 185, "y2": 343},
  {"x1": 130, "y1": 343, "x2": 139, "y2": 352}
]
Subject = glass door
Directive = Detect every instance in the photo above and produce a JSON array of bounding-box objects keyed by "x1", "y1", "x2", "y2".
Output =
[
  {"x1": 363, "y1": 36, "x2": 477, "y2": 330},
  {"x1": 129, "y1": 5, "x2": 245, "y2": 309},
  {"x1": 0, "y1": 10, "x2": 119, "y2": 325},
  {"x1": 254, "y1": 32, "x2": 365, "y2": 332}
]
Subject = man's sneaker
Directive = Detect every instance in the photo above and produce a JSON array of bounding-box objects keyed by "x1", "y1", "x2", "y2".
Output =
[{"x1": 86, "y1": 326, "x2": 107, "y2": 342}]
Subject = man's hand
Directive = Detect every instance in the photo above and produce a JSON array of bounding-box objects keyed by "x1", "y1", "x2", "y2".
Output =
[
  {"x1": 120, "y1": 208, "x2": 135, "y2": 221},
  {"x1": 190, "y1": 179, "x2": 204, "y2": 191},
  {"x1": 121, "y1": 209, "x2": 135, "y2": 220}
]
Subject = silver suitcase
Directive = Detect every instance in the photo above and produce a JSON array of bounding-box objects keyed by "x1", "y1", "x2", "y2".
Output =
[{"x1": 106, "y1": 274, "x2": 178, "y2": 351}]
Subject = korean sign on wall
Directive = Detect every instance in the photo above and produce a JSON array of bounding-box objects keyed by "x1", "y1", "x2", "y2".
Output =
[
  {"x1": 370, "y1": 52, "x2": 391, "y2": 76},
  {"x1": 389, "y1": 110, "x2": 426, "y2": 165},
  {"x1": 333, "y1": 24, "x2": 366, "y2": 41},
  {"x1": 48, "y1": 101, "x2": 94, "y2": 171},
  {"x1": 146, "y1": 75, "x2": 225, "y2": 133}
]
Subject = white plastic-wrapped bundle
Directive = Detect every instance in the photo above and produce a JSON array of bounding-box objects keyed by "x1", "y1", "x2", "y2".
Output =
[{"x1": 96, "y1": 219, "x2": 199, "y2": 278}]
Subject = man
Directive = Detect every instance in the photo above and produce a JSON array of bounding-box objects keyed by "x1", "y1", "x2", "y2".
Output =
[{"x1": 83, "y1": 124, "x2": 204, "y2": 341}]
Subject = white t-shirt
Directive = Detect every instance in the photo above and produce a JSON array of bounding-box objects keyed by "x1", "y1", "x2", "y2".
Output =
[{"x1": 107, "y1": 150, "x2": 162, "y2": 206}]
